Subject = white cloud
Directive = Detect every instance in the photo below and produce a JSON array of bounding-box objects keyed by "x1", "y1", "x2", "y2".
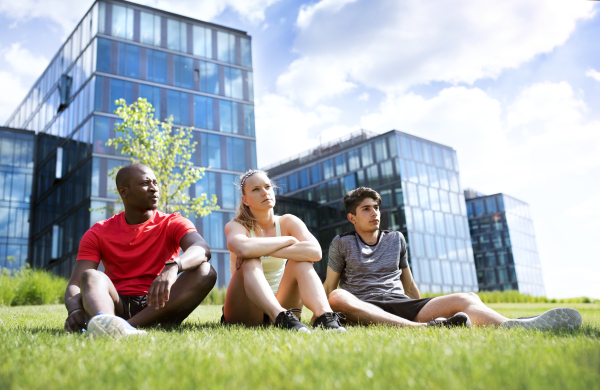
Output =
[
  {"x1": 2, "y1": 43, "x2": 49, "y2": 77},
  {"x1": 586, "y1": 68, "x2": 600, "y2": 82},
  {"x1": 277, "y1": 0, "x2": 595, "y2": 106},
  {"x1": 359, "y1": 81, "x2": 600, "y2": 298},
  {"x1": 358, "y1": 92, "x2": 369, "y2": 101},
  {"x1": 255, "y1": 94, "x2": 341, "y2": 168},
  {"x1": 0, "y1": 71, "x2": 28, "y2": 124}
]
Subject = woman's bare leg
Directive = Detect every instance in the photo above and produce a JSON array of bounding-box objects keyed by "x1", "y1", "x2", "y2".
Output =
[
  {"x1": 276, "y1": 261, "x2": 332, "y2": 321},
  {"x1": 223, "y1": 258, "x2": 285, "y2": 325}
]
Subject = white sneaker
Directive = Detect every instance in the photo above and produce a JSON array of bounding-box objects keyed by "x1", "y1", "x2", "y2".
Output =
[
  {"x1": 500, "y1": 308, "x2": 582, "y2": 331},
  {"x1": 87, "y1": 313, "x2": 147, "y2": 338}
]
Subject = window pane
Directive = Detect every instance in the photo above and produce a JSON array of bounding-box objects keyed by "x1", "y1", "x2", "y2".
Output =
[
  {"x1": 153, "y1": 51, "x2": 167, "y2": 84},
  {"x1": 125, "y1": 44, "x2": 139, "y2": 79},
  {"x1": 424, "y1": 210, "x2": 435, "y2": 233},
  {"x1": 343, "y1": 173, "x2": 356, "y2": 194},
  {"x1": 436, "y1": 235, "x2": 447, "y2": 259},
  {"x1": 300, "y1": 168, "x2": 310, "y2": 187},
  {"x1": 422, "y1": 143, "x2": 433, "y2": 164},
  {"x1": 401, "y1": 136, "x2": 412, "y2": 158},
  {"x1": 241, "y1": 38, "x2": 252, "y2": 67},
  {"x1": 217, "y1": 32, "x2": 230, "y2": 62},
  {"x1": 311, "y1": 164, "x2": 322, "y2": 184},
  {"x1": 181, "y1": 57, "x2": 194, "y2": 89},
  {"x1": 411, "y1": 139, "x2": 422, "y2": 162},
  {"x1": 438, "y1": 168, "x2": 449, "y2": 190},
  {"x1": 396, "y1": 158, "x2": 407, "y2": 180},
  {"x1": 374, "y1": 138, "x2": 388, "y2": 162},
  {"x1": 243, "y1": 105, "x2": 255, "y2": 136},
  {"x1": 202, "y1": 62, "x2": 219, "y2": 95},
  {"x1": 167, "y1": 90, "x2": 181, "y2": 124},
  {"x1": 413, "y1": 208, "x2": 424, "y2": 231},
  {"x1": 220, "y1": 100, "x2": 232, "y2": 133},
  {"x1": 445, "y1": 213, "x2": 456, "y2": 236},
  {"x1": 233, "y1": 138, "x2": 245, "y2": 172},
  {"x1": 229, "y1": 68, "x2": 243, "y2": 99},
  {"x1": 207, "y1": 134, "x2": 220, "y2": 168},
  {"x1": 221, "y1": 173, "x2": 235, "y2": 209},
  {"x1": 361, "y1": 144, "x2": 373, "y2": 166},
  {"x1": 348, "y1": 149, "x2": 360, "y2": 170},
  {"x1": 140, "y1": 12, "x2": 155, "y2": 45},
  {"x1": 193, "y1": 25, "x2": 207, "y2": 57},
  {"x1": 432, "y1": 145, "x2": 444, "y2": 167},
  {"x1": 366, "y1": 165, "x2": 379, "y2": 187},
  {"x1": 96, "y1": 38, "x2": 111, "y2": 73},
  {"x1": 417, "y1": 163, "x2": 429, "y2": 186},
  {"x1": 167, "y1": 19, "x2": 180, "y2": 51},
  {"x1": 418, "y1": 185, "x2": 429, "y2": 209},
  {"x1": 485, "y1": 197, "x2": 497, "y2": 213},
  {"x1": 112, "y1": 5, "x2": 127, "y2": 38},
  {"x1": 380, "y1": 160, "x2": 393, "y2": 184},
  {"x1": 443, "y1": 148, "x2": 454, "y2": 170},
  {"x1": 335, "y1": 155, "x2": 347, "y2": 176},
  {"x1": 407, "y1": 160, "x2": 418, "y2": 183}
]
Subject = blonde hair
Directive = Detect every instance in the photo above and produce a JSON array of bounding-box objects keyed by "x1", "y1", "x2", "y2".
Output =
[{"x1": 233, "y1": 170, "x2": 271, "y2": 233}]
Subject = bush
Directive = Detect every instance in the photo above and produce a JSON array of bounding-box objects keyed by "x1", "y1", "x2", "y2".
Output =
[
  {"x1": 0, "y1": 266, "x2": 68, "y2": 306},
  {"x1": 201, "y1": 286, "x2": 226, "y2": 306},
  {"x1": 421, "y1": 289, "x2": 594, "y2": 304}
]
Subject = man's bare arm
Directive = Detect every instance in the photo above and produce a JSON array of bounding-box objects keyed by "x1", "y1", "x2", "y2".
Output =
[
  {"x1": 64, "y1": 260, "x2": 99, "y2": 332},
  {"x1": 323, "y1": 266, "x2": 342, "y2": 298},
  {"x1": 400, "y1": 266, "x2": 421, "y2": 299}
]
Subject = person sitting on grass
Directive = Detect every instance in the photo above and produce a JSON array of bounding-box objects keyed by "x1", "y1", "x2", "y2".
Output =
[
  {"x1": 323, "y1": 187, "x2": 583, "y2": 330},
  {"x1": 222, "y1": 170, "x2": 345, "y2": 333},
  {"x1": 64, "y1": 164, "x2": 217, "y2": 338}
]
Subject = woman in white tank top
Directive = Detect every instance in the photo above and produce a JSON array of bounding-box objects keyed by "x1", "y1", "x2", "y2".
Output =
[{"x1": 222, "y1": 170, "x2": 345, "y2": 332}]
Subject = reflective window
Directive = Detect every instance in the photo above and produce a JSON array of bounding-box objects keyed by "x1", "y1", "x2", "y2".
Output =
[
  {"x1": 241, "y1": 38, "x2": 252, "y2": 67},
  {"x1": 361, "y1": 144, "x2": 373, "y2": 166},
  {"x1": 97, "y1": 38, "x2": 111, "y2": 73},
  {"x1": 449, "y1": 192, "x2": 460, "y2": 215},
  {"x1": 225, "y1": 137, "x2": 246, "y2": 172},
  {"x1": 422, "y1": 143, "x2": 433, "y2": 164},
  {"x1": 167, "y1": 19, "x2": 187, "y2": 52},
  {"x1": 201, "y1": 133, "x2": 221, "y2": 168},
  {"x1": 431, "y1": 259, "x2": 442, "y2": 284},
  {"x1": 343, "y1": 173, "x2": 356, "y2": 194},
  {"x1": 396, "y1": 158, "x2": 408, "y2": 180},
  {"x1": 438, "y1": 168, "x2": 449, "y2": 190},
  {"x1": 217, "y1": 31, "x2": 235, "y2": 63},
  {"x1": 419, "y1": 258, "x2": 432, "y2": 283},
  {"x1": 219, "y1": 100, "x2": 238, "y2": 133},
  {"x1": 401, "y1": 136, "x2": 412, "y2": 158},
  {"x1": 194, "y1": 95, "x2": 214, "y2": 130},
  {"x1": 221, "y1": 173, "x2": 237, "y2": 209},
  {"x1": 439, "y1": 190, "x2": 450, "y2": 213},
  {"x1": 92, "y1": 116, "x2": 109, "y2": 153},
  {"x1": 452, "y1": 262, "x2": 463, "y2": 285},
  {"x1": 413, "y1": 208, "x2": 424, "y2": 231},
  {"x1": 167, "y1": 90, "x2": 187, "y2": 125},
  {"x1": 323, "y1": 159, "x2": 334, "y2": 180},
  {"x1": 380, "y1": 188, "x2": 392, "y2": 208},
  {"x1": 442, "y1": 261, "x2": 453, "y2": 284},
  {"x1": 443, "y1": 148, "x2": 454, "y2": 170},
  {"x1": 112, "y1": 5, "x2": 133, "y2": 40},
  {"x1": 147, "y1": 49, "x2": 167, "y2": 84},
  {"x1": 406, "y1": 182, "x2": 418, "y2": 207},
  {"x1": 315, "y1": 183, "x2": 327, "y2": 204},
  {"x1": 174, "y1": 55, "x2": 194, "y2": 89},
  {"x1": 417, "y1": 185, "x2": 429, "y2": 209},
  {"x1": 288, "y1": 172, "x2": 299, "y2": 192},
  {"x1": 327, "y1": 180, "x2": 340, "y2": 200},
  {"x1": 497, "y1": 195, "x2": 505, "y2": 211},
  {"x1": 311, "y1": 164, "x2": 322, "y2": 184},
  {"x1": 407, "y1": 160, "x2": 418, "y2": 183},
  {"x1": 436, "y1": 235, "x2": 447, "y2": 259},
  {"x1": 417, "y1": 163, "x2": 429, "y2": 185},
  {"x1": 140, "y1": 84, "x2": 161, "y2": 121},
  {"x1": 380, "y1": 160, "x2": 393, "y2": 184},
  {"x1": 429, "y1": 188, "x2": 440, "y2": 211},
  {"x1": 366, "y1": 165, "x2": 379, "y2": 187},
  {"x1": 445, "y1": 213, "x2": 456, "y2": 236},
  {"x1": 224, "y1": 67, "x2": 243, "y2": 99},
  {"x1": 410, "y1": 232, "x2": 425, "y2": 257},
  {"x1": 388, "y1": 135, "x2": 399, "y2": 157},
  {"x1": 435, "y1": 212, "x2": 446, "y2": 235},
  {"x1": 446, "y1": 238, "x2": 457, "y2": 260},
  {"x1": 348, "y1": 149, "x2": 360, "y2": 170},
  {"x1": 140, "y1": 12, "x2": 161, "y2": 46},
  {"x1": 335, "y1": 155, "x2": 347, "y2": 176},
  {"x1": 424, "y1": 210, "x2": 435, "y2": 233},
  {"x1": 432, "y1": 145, "x2": 443, "y2": 167},
  {"x1": 125, "y1": 44, "x2": 140, "y2": 79},
  {"x1": 374, "y1": 138, "x2": 388, "y2": 162},
  {"x1": 193, "y1": 25, "x2": 212, "y2": 58},
  {"x1": 473, "y1": 200, "x2": 484, "y2": 216},
  {"x1": 300, "y1": 168, "x2": 310, "y2": 187},
  {"x1": 485, "y1": 197, "x2": 497, "y2": 213},
  {"x1": 243, "y1": 105, "x2": 255, "y2": 136},
  {"x1": 424, "y1": 234, "x2": 436, "y2": 258},
  {"x1": 411, "y1": 139, "x2": 422, "y2": 162}
]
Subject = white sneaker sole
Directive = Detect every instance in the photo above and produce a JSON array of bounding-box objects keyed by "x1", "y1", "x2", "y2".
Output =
[
  {"x1": 501, "y1": 308, "x2": 582, "y2": 331},
  {"x1": 87, "y1": 314, "x2": 147, "y2": 339}
]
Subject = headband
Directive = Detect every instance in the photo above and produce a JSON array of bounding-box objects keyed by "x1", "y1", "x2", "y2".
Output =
[{"x1": 240, "y1": 170, "x2": 259, "y2": 187}]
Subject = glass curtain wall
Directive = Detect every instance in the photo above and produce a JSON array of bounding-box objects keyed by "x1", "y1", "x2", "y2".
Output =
[
  {"x1": 270, "y1": 130, "x2": 478, "y2": 293},
  {"x1": 6, "y1": 1, "x2": 256, "y2": 282},
  {"x1": 467, "y1": 194, "x2": 545, "y2": 296}
]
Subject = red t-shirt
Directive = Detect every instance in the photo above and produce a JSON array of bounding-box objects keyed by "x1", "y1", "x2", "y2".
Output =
[{"x1": 76, "y1": 211, "x2": 197, "y2": 295}]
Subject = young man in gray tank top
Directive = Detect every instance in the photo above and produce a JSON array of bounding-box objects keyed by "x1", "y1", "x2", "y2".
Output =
[{"x1": 322, "y1": 187, "x2": 582, "y2": 330}]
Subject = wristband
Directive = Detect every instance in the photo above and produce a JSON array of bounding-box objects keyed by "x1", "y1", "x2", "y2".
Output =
[{"x1": 165, "y1": 258, "x2": 182, "y2": 273}]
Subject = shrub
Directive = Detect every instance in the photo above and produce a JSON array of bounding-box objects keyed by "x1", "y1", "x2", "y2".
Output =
[
  {"x1": 0, "y1": 266, "x2": 68, "y2": 306},
  {"x1": 422, "y1": 289, "x2": 594, "y2": 304}
]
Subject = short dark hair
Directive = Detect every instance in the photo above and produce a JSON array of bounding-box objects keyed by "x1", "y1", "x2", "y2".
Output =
[{"x1": 343, "y1": 187, "x2": 382, "y2": 215}]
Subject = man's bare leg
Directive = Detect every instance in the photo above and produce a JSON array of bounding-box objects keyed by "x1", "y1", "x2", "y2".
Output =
[
  {"x1": 129, "y1": 262, "x2": 217, "y2": 327},
  {"x1": 328, "y1": 289, "x2": 426, "y2": 328},
  {"x1": 80, "y1": 263, "x2": 217, "y2": 328},
  {"x1": 414, "y1": 293, "x2": 508, "y2": 326}
]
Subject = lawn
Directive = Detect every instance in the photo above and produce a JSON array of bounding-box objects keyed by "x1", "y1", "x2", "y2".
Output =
[{"x1": 1, "y1": 303, "x2": 599, "y2": 390}]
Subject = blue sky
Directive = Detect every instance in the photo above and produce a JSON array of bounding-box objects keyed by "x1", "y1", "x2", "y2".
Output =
[{"x1": 0, "y1": 0, "x2": 599, "y2": 298}]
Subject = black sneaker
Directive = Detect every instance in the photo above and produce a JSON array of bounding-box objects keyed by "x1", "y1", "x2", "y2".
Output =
[
  {"x1": 274, "y1": 309, "x2": 311, "y2": 333},
  {"x1": 428, "y1": 312, "x2": 471, "y2": 328},
  {"x1": 313, "y1": 312, "x2": 346, "y2": 332}
]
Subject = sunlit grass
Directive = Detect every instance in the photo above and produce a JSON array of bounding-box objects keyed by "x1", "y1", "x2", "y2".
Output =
[{"x1": 0, "y1": 303, "x2": 598, "y2": 390}]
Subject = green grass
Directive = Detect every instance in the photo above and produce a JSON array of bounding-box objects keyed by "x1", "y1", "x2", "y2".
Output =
[{"x1": 1, "y1": 303, "x2": 599, "y2": 390}]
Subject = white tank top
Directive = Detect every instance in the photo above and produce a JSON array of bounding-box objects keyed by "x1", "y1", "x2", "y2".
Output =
[{"x1": 229, "y1": 217, "x2": 287, "y2": 295}]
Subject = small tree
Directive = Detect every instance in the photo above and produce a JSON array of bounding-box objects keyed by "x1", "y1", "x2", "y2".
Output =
[{"x1": 104, "y1": 98, "x2": 218, "y2": 218}]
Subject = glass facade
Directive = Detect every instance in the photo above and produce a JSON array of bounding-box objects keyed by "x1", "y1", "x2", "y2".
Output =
[
  {"x1": 0, "y1": 128, "x2": 34, "y2": 270},
  {"x1": 269, "y1": 130, "x2": 478, "y2": 293},
  {"x1": 3, "y1": 1, "x2": 256, "y2": 284},
  {"x1": 466, "y1": 193, "x2": 545, "y2": 296}
]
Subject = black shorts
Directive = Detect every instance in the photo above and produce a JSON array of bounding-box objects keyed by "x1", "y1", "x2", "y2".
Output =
[
  {"x1": 118, "y1": 294, "x2": 194, "y2": 327},
  {"x1": 362, "y1": 294, "x2": 433, "y2": 321}
]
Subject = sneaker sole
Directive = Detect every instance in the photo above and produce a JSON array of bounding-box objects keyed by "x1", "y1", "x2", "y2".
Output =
[
  {"x1": 316, "y1": 326, "x2": 347, "y2": 333},
  {"x1": 501, "y1": 308, "x2": 582, "y2": 331},
  {"x1": 87, "y1": 315, "x2": 147, "y2": 339}
]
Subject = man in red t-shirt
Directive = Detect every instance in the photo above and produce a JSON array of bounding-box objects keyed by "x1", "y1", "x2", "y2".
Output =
[{"x1": 64, "y1": 163, "x2": 216, "y2": 337}]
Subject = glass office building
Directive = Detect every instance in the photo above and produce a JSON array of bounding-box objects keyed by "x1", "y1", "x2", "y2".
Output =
[
  {"x1": 267, "y1": 130, "x2": 478, "y2": 294},
  {"x1": 465, "y1": 191, "x2": 546, "y2": 296},
  {"x1": 0, "y1": 128, "x2": 35, "y2": 270},
  {"x1": 4, "y1": 0, "x2": 257, "y2": 284}
]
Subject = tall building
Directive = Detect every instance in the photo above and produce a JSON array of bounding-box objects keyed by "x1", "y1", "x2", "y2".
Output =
[
  {"x1": 0, "y1": 127, "x2": 35, "y2": 270},
  {"x1": 3, "y1": 0, "x2": 257, "y2": 285},
  {"x1": 267, "y1": 130, "x2": 479, "y2": 294},
  {"x1": 465, "y1": 191, "x2": 546, "y2": 296}
]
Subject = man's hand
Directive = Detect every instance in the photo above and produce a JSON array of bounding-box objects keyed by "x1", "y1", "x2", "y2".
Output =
[
  {"x1": 147, "y1": 264, "x2": 179, "y2": 309},
  {"x1": 64, "y1": 308, "x2": 87, "y2": 333}
]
